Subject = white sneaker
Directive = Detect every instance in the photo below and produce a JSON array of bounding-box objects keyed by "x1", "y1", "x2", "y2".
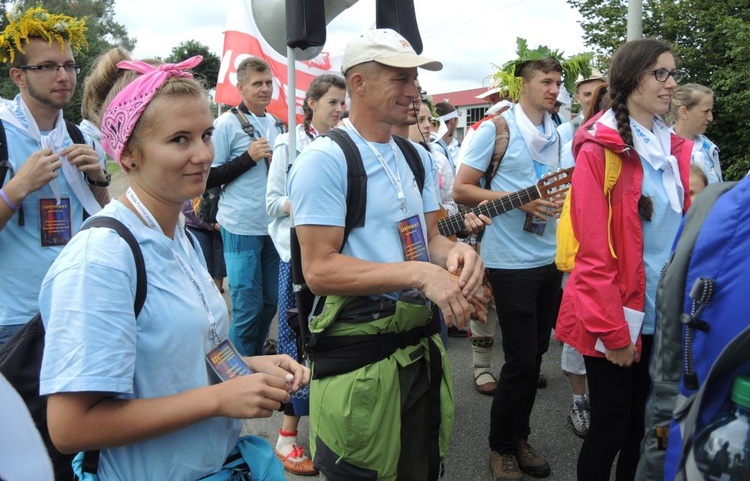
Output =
[{"x1": 568, "y1": 399, "x2": 590, "y2": 438}]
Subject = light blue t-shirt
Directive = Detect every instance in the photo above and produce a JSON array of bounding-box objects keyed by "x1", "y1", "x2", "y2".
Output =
[
  {"x1": 39, "y1": 201, "x2": 241, "y2": 481},
  {"x1": 693, "y1": 134, "x2": 722, "y2": 184},
  {"x1": 460, "y1": 107, "x2": 558, "y2": 269},
  {"x1": 556, "y1": 114, "x2": 583, "y2": 147},
  {"x1": 0, "y1": 118, "x2": 102, "y2": 326},
  {"x1": 640, "y1": 157, "x2": 683, "y2": 334},
  {"x1": 289, "y1": 128, "x2": 439, "y2": 272},
  {"x1": 212, "y1": 109, "x2": 283, "y2": 236}
]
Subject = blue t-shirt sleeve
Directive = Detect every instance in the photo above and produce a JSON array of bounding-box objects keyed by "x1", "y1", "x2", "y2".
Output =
[
  {"x1": 289, "y1": 141, "x2": 347, "y2": 228},
  {"x1": 211, "y1": 115, "x2": 235, "y2": 167},
  {"x1": 461, "y1": 121, "x2": 496, "y2": 173},
  {"x1": 421, "y1": 149, "x2": 440, "y2": 213},
  {"x1": 39, "y1": 229, "x2": 138, "y2": 396}
]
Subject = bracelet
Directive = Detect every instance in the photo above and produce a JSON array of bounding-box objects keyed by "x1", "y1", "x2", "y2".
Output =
[
  {"x1": 85, "y1": 171, "x2": 112, "y2": 188},
  {"x1": 0, "y1": 188, "x2": 20, "y2": 211}
]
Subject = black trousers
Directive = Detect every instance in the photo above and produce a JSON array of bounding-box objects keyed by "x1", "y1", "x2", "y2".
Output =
[
  {"x1": 487, "y1": 263, "x2": 562, "y2": 453},
  {"x1": 578, "y1": 335, "x2": 653, "y2": 481}
]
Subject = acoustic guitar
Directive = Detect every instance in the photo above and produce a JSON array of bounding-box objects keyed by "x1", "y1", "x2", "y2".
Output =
[{"x1": 437, "y1": 167, "x2": 574, "y2": 238}]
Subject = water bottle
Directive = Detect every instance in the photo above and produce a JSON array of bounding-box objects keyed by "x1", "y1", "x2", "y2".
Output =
[{"x1": 689, "y1": 375, "x2": 750, "y2": 481}]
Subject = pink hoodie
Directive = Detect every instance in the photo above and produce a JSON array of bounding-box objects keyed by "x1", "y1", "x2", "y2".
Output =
[{"x1": 555, "y1": 110, "x2": 692, "y2": 357}]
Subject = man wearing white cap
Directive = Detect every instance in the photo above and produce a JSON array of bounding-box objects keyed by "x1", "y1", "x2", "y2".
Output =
[
  {"x1": 289, "y1": 28, "x2": 484, "y2": 480},
  {"x1": 549, "y1": 88, "x2": 571, "y2": 127},
  {"x1": 557, "y1": 70, "x2": 606, "y2": 146}
]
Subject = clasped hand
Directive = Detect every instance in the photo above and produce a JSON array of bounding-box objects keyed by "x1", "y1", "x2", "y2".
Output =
[
  {"x1": 215, "y1": 354, "x2": 311, "y2": 420},
  {"x1": 421, "y1": 243, "x2": 484, "y2": 330}
]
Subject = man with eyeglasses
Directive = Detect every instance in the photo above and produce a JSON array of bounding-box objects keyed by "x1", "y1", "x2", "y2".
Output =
[{"x1": 0, "y1": 8, "x2": 107, "y2": 347}]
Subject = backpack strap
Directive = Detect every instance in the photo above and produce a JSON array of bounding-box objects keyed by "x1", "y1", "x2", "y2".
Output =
[
  {"x1": 392, "y1": 135, "x2": 425, "y2": 194},
  {"x1": 0, "y1": 122, "x2": 7, "y2": 188},
  {"x1": 327, "y1": 128, "x2": 367, "y2": 247},
  {"x1": 290, "y1": 129, "x2": 429, "y2": 358},
  {"x1": 1, "y1": 120, "x2": 86, "y2": 188},
  {"x1": 603, "y1": 147, "x2": 622, "y2": 259},
  {"x1": 482, "y1": 115, "x2": 510, "y2": 189},
  {"x1": 326, "y1": 128, "x2": 427, "y2": 246},
  {"x1": 270, "y1": 113, "x2": 287, "y2": 134},
  {"x1": 80, "y1": 217, "x2": 147, "y2": 316},
  {"x1": 64, "y1": 120, "x2": 86, "y2": 145},
  {"x1": 230, "y1": 107, "x2": 256, "y2": 138},
  {"x1": 73, "y1": 216, "x2": 148, "y2": 474}
]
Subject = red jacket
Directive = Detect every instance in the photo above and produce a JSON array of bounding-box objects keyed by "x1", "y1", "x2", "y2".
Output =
[{"x1": 555, "y1": 111, "x2": 693, "y2": 357}]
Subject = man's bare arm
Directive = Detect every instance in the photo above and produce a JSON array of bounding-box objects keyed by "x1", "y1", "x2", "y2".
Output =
[{"x1": 296, "y1": 223, "x2": 477, "y2": 328}]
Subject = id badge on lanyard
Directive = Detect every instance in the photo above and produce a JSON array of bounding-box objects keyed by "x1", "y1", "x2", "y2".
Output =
[
  {"x1": 522, "y1": 161, "x2": 548, "y2": 236},
  {"x1": 39, "y1": 197, "x2": 72, "y2": 246},
  {"x1": 125, "y1": 188, "x2": 252, "y2": 382}
]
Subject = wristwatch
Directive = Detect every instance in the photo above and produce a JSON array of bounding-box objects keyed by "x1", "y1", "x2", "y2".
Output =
[{"x1": 85, "y1": 171, "x2": 112, "y2": 188}]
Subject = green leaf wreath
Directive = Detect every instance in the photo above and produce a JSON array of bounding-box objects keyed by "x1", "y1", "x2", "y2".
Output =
[{"x1": 492, "y1": 37, "x2": 594, "y2": 102}]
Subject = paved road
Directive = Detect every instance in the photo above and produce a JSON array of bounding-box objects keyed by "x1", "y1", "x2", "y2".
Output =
[
  {"x1": 110, "y1": 171, "x2": 584, "y2": 480},
  {"x1": 243, "y1": 311, "x2": 584, "y2": 481}
]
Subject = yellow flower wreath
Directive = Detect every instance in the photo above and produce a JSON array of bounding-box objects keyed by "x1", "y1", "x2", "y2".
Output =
[{"x1": 0, "y1": 5, "x2": 88, "y2": 63}]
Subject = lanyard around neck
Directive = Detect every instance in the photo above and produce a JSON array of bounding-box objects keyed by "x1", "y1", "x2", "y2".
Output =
[
  {"x1": 343, "y1": 119, "x2": 408, "y2": 213},
  {"x1": 246, "y1": 110, "x2": 269, "y2": 139},
  {"x1": 125, "y1": 188, "x2": 220, "y2": 345}
]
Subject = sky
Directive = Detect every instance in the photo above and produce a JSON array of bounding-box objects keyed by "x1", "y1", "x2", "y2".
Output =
[{"x1": 113, "y1": 0, "x2": 589, "y2": 96}]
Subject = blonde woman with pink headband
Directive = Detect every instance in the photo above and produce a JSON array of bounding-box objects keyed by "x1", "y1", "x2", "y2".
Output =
[{"x1": 37, "y1": 51, "x2": 309, "y2": 480}]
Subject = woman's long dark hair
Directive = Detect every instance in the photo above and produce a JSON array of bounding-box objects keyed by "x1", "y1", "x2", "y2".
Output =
[
  {"x1": 608, "y1": 39, "x2": 672, "y2": 147},
  {"x1": 302, "y1": 74, "x2": 345, "y2": 136}
]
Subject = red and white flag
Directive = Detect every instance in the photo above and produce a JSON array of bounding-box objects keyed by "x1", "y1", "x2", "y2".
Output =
[{"x1": 215, "y1": 0, "x2": 338, "y2": 124}]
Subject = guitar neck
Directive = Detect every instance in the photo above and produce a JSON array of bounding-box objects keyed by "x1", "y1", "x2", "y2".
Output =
[{"x1": 438, "y1": 185, "x2": 541, "y2": 238}]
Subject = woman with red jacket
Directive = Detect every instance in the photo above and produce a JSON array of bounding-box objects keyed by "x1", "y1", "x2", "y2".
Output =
[{"x1": 555, "y1": 39, "x2": 692, "y2": 481}]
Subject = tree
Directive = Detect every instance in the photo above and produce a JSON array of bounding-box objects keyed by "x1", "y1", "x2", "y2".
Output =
[
  {"x1": 0, "y1": 0, "x2": 137, "y2": 123},
  {"x1": 568, "y1": 0, "x2": 750, "y2": 179},
  {"x1": 165, "y1": 40, "x2": 221, "y2": 91}
]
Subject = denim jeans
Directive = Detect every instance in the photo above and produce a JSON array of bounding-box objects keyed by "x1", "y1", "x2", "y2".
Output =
[
  {"x1": 487, "y1": 263, "x2": 562, "y2": 453},
  {"x1": 220, "y1": 229, "x2": 279, "y2": 356}
]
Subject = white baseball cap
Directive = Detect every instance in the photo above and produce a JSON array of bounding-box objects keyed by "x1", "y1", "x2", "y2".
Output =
[
  {"x1": 476, "y1": 87, "x2": 501, "y2": 100},
  {"x1": 341, "y1": 28, "x2": 443, "y2": 75},
  {"x1": 556, "y1": 88, "x2": 571, "y2": 105},
  {"x1": 575, "y1": 69, "x2": 607, "y2": 87}
]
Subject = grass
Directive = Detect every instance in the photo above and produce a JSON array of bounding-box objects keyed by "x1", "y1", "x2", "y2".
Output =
[{"x1": 106, "y1": 159, "x2": 121, "y2": 174}]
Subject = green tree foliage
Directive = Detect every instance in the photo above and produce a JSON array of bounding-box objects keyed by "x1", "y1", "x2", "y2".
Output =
[
  {"x1": 165, "y1": 39, "x2": 221, "y2": 91},
  {"x1": 0, "y1": 0, "x2": 136, "y2": 123},
  {"x1": 569, "y1": 0, "x2": 750, "y2": 180}
]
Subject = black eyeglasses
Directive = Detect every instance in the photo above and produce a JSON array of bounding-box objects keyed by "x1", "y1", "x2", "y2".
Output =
[
  {"x1": 19, "y1": 63, "x2": 81, "y2": 75},
  {"x1": 649, "y1": 68, "x2": 684, "y2": 83}
]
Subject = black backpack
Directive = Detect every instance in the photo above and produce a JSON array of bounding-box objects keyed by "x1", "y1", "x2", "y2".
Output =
[
  {"x1": 0, "y1": 217, "x2": 147, "y2": 481},
  {"x1": 194, "y1": 186, "x2": 221, "y2": 225},
  {"x1": 287, "y1": 129, "x2": 425, "y2": 359}
]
